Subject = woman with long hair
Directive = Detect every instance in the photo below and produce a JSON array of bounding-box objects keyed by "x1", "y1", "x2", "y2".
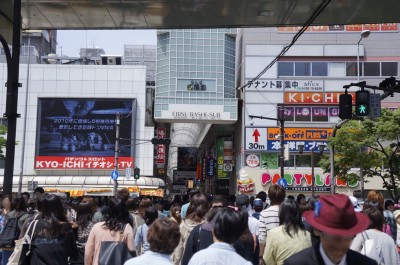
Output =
[
  {"x1": 263, "y1": 199, "x2": 311, "y2": 265},
  {"x1": 172, "y1": 193, "x2": 209, "y2": 265},
  {"x1": 72, "y1": 201, "x2": 94, "y2": 256},
  {"x1": 20, "y1": 194, "x2": 79, "y2": 264},
  {"x1": 85, "y1": 197, "x2": 135, "y2": 265},
  {"x1": 170, "y1": 203, "x2": 182, "y2": 225}
]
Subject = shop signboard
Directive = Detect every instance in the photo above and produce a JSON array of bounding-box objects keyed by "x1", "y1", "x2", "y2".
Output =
[
  {"x1": 35, "y1": 98, "x2": 135, "y2": 170},
  {"x1": 284, "y1": 92, "x2": 356, "y2": 104},
  {"x1": 156, "y1": 128, "x2": 166, "y2": 164},
  {"x1": 278, "y1": 23, "x2": 398, "y2": 33},
  {"x1": 245, "y1": 79, "x2": 323, "y2": 92},
  {"x1": 216, "y1": 138, "x2": 228, "y2": 179}
]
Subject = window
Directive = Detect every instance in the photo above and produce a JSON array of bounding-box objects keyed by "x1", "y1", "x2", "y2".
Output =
[
  {"x1": 382, "y1": 62, "x2": 398, "y2": 76},
  {"x1": 312, "y1": 62, "x2": 328, "y2": 76},
  {"x1": 295, "y1": 62, "x2": 311, "y2": 76},
  {"x1": 346, "y1": 62, "x2": 362, "y2": 76},
  {"x1": 329, "y1": 62, "x2": 345, "y2": 77},
  {"x1": 285, "y1": 154, "x2": 323, "y2": 168},
  {"x1": 364, "y1": 62, "x2": 380, "y2": 76},
  {"x1": 278, "y1": 62, "x2": 294, "y2": 76}
]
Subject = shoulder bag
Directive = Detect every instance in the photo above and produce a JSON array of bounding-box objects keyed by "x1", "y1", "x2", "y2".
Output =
[{"x1": 98, "y1": 224, "x2": 135, "y2": 265}]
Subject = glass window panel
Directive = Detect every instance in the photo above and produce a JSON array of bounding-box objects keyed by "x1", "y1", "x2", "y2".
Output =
[
  {"x1": 278, "y1": 62, "x2": 294, "y2": 76},
  {"x1": 346, "y1": 62, "x2": 362, "y2": 76},
  {"x1": 364, "y1": 62, "x2": 380, "y2": 76},
  {"x1": 329, "y1": 62, "x2": 345, "y2": 77},
  {"x1": 381, "y1": 62, "x2": 398, "y2": 76},
  {"x1": 312, "y1": 62, "x2": 328, "y2": 76},
  {"x1": 295, "y1": 62, "x2": 311, "y2": 76}
]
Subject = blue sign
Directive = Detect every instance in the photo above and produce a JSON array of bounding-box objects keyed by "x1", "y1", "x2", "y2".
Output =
[
  {"x1": 277, "y1": 178, "x2": 287, "y2": 188},
  {"x1": 111, "y1": 170, "x2": 119, "y2": 180},
  {"x1": 206, "y1": 156, "x2": 215, "y2": 179},
  {"x1": 266, "y1": 140, "x2": 328, "y2": 152}
]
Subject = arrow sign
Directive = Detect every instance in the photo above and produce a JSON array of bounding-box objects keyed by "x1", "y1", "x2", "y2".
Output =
[{"x1": 252, "y1": 129, "x2": 260, "y2": 142}]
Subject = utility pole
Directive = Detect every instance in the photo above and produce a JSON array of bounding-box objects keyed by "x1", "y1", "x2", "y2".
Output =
[{"x1": 113, "y1": 113, "x2": 120, "y2": 196}]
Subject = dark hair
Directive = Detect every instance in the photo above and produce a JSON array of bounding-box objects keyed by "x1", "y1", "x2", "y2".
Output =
[
  {"x1": 279, "y1": 199, "x2": 304, "y2": 238},
  {"x1": 209, "y1": 197, "x2": 228, "y2": 208},
  {"x1": 39, "y1": 194, "x2": 68, "y2": 236},
  {"x1": 364, "y1": 206, "x2": 384, "y2": 230},
  {"x1": 363, "y1": 200, "x2": 384, "y2": 213},
  {"x1": 144, "y1": 207, "x2": 158, "y2": 226},
  {"x1": 103, "y1": 198, "x2": 130, "y2": 231},
  {"x1": 268, "y1": 184, "x2": 286, "y2": 205},
  {"x1": 138, "y1": 198, "x2": 153, "y2": 216},
  {"x1": 189, "y1": 190, "x2": 200, "y2": 198},
  {"x1": 296, "y1": 194, "x2": 306, "y2": 204},
  {"x1": 212, "y1": 207, "x2": 248, "y2": 244},
  {"x1": 116, "y1": 189, "x2": 130, "y2": 202},
  {"x1": 27, "y1": 198, "x2": 37, "y2": 214},
  {"x1": 170, "y1": 203, "x2": 182, "y2": 224},
  {"x1": 21, "y1": 192, "x2": 30, "y2": 200},
  {"x1": 186, "y1": 194, "x2": 209, "y2": 223},
  {"x1": 308, "y1": 195, "x2": 319, "y2": 211},
  {"x1": 172, "y1": 195, "x2": 183, "y2": 205},
  {"x1": 385, "y1": 199, "x2": 395, "y2": 210},
  {"x1": 34, "y1": 187, "x2": 45, "y2": 194},
  {"x1": 148, "y1": 218, "x2": 180, "y2": 254},
  {"x1": 11, "y1": 196, "x2": 26, "y2": 213},
  {"x1": 256, "y1": 191, "x2": 267, "y2": 202},
  {"x1": 126, "y1": 198, "x2": 139, "y2": 212},
  {"x1": 76, "y1": 201, "x2": 94, "y2": 228},
  {"x1": 287, "y1": 195, "x2": 295, "y2": 200}
]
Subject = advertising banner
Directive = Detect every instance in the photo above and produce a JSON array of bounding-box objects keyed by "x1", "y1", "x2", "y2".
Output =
[
  {"x1": 35, "y1": 98, "x2": 135, "y2": 170},
  {"x1": 177, "y1": 147, "x2": 197, "y2": 171},
  {"x1": 277, "y1": 23, "x2": 398, "y2": 33},
  {"x1": 245, "y1": 79, "x2": 323, "y2": 92},
  {"x1": 284, "y1": 92, "x2": 356, "y2": 104},
  {"x1": 177, "y1": 79, "x2": 216, "y2": 92},
  {"x1": 216, "y1": 138, "x2": 228, "y2": 179},
  {"x1": 156, "y1": 128, "x2": 166, "y2": 164}
]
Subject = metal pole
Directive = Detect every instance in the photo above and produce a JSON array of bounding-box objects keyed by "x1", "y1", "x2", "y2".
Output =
[
  {"x1": 18, "y1": 35, "x2": 31, "y2": 194},
  {"x1": 113, "y1": 113, "x2": 120, "y2": 196},
  {"x1": 329, "y1": 144, "x2": 335, "y2": 195},
  {"x1": 357, "y1": 39, "x2": 361, "y2": 82},
  {"x1": 311, "y1": 148, "x2": 315, "y2": 197},
  {"x1": 279, "y1": 107, "x2": 285, "y2": 179},
  {"x1": 3, "y1": 0, "x2": 22, "y2": 195}
]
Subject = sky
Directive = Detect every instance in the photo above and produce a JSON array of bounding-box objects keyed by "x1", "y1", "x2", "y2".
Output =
[{"x1": 56, "y1": 30, "x2": 157, "y2": 57}]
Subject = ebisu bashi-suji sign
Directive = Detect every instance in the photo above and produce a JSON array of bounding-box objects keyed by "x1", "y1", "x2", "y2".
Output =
[{"x1": 35, "y1": 98, "x2": 135, "y2": 170}]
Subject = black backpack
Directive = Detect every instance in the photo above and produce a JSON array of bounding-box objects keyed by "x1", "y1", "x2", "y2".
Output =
[{"x1": 0, "y1": 212, "x2": 27, "y2": 248}]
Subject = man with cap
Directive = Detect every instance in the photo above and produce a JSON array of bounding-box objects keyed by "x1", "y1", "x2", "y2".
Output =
[
  {"x1": 284, "y1": 194, "x2": 377, "y2": 265},
  {"x1": 236, "y1": 194, "x2": 260, "y2": 236}
]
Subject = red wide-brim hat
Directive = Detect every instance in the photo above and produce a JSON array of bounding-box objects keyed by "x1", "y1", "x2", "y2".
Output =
[{"x1": 303, "y1": 194, "x2": 370, "y2": 236}]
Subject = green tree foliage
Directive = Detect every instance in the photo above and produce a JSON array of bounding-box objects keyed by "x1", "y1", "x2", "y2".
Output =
[
  {"x1": 320, "y1": 109, "x2": 400, "y2": 199},
  {"x1": 0, "y1": 125, "x2": 6, "y2": 158}
]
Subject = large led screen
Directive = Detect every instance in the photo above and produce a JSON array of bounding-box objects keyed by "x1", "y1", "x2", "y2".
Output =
[{"x1": 35, "y1": 98, "x2": 135, "y2": 170}]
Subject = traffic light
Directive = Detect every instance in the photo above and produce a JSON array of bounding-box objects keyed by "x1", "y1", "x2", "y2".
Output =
[
  {"x1": 339, "y1": 93, "x2": 353, "y2": 120},
  {"x1": 133, "y1": 167, "x2": 140, "y2": 180},
  {"x1": 355, "y1": 90, "x2": 370, "y2": 117},
  {"x1": 151, "y1": 138, "x2": 171, "y2": 145}
]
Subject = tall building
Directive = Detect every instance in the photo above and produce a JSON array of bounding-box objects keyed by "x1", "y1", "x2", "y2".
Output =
[
  {"x1": 124, "y1": 45, "x2": 156, "y2": 86},
  {"x1": 237, "y1": 24, "x2": 400, "y2": 196},
  {"x1": 155, "y1": 29, "x2": 238, "y2": 195}
]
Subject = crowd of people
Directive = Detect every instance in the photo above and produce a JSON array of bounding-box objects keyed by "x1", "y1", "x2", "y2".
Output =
[{"x1": 0, "y1": 186, "x2": 399, "y2": 264}]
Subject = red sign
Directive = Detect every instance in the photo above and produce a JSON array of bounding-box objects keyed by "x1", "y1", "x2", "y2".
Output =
[
  {"x1": 35, "y1": 156, "x2": 133, "y2": 169},
  {"x1": 284, "y1": 92, "x2": 356, "y2": 104},
  {"x1": 156, "y1": 128, "x2": 166, "y2": 164}
]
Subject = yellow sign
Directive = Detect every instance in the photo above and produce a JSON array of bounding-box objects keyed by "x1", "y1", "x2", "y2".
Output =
[
  {"x1": 267, "y1": 128, "x2": 333, "y2": 141},
  {"x1": 140, "y1": 189, "x2": 164, "y2": 197}
]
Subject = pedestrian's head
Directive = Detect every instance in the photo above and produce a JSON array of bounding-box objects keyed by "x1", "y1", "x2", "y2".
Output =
[
  {"x1": 394, "y1": 210, "x2": 400, "y2": 225},
  {"x1": 186, "y1": 194, "x2": 209, "y2": 223},
  {"x1": 385, "y1": 199, "x2": 395, "y2": 212},
  {"x1": 148, "y1": 218, "x2": 180, "y2": 255},
  {"x1": 304, "y1": 194, "x2": 369, "y2": 264},
  {"x1": 268, "y1": 184, "x2": 286, "y2": 206},
  {"x1": 256, "y1": 191, "x2": 267, "y2": 203},
  {"x1": 279, "y1": 199, "x2": 304, "y2": 237},
  {"x1": 2, "y1": 195, "x2": 12, "y2": 210},
  {"x1": 367, "y1": 190, "x2": 384, "y2": 209},
  {"x1": 11, "y1": 195, "x2": 26, "y2": 212},
  {"x1": 170, "y1": 203, "x2": 182, "y2": 224},
  {"x1": 21, "y1": 192, "x2": 30, "y2": 204},
  {"x1": 296, "y1": 194, "x2": 306, "y2": 205},
  {"x1": 138, "y1": 198, "x2": 153, "y2": 216},
  {"x1": 76, "y1": 201, "x2": 94, "y2": 227},
  {"x1": 126, "y1": 198, "x2": 139, "y2": 212},
  {"x1": 364, "y1": 206, "x2": 384, "y2": 230},
  {"x1": 144, "y1": 207, "x2": 158, "y2": 226},
  {"x1": 253, "y1": 199, "x2": 263, "y2": 212},
  {"x1": 34, "y1": 187, "x2": 45, "y2": 199},
  {"x1": 188, "y1": 190, "x2": 200, "y2": 199},
  {"x1": 211, "y1": 206, "x2": 248, "y2": 244},
  {"x1": 40, "y1": 194, "x2": 69, "y2": 236},
  {"x1": 235, "y1": 194, "x2": 250, "y2": 210},
  {"x1": 116, "y1": 188, "x2": 130, "y2": 202},
  {"x1": 209, "y1": 196, "x2": 228, "y2": 209},
  {"x1": 104, "y1": 197, "x2": 130, "y2": 231}
]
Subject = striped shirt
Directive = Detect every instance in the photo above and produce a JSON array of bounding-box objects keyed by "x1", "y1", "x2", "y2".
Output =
[{"x1": 258, "y1": 205, "x2": 280, "y2": 244}]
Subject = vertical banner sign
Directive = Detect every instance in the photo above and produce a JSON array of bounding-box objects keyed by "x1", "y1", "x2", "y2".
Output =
[
  {"x1": 156, "y1": 128, "x2": 166, "y2": 164},
  {"x1": 202, "y1": 158, "x2": 206, "y2": 179},
  {"x1": 206, "y1": 156, "x2": 215, "y2": 179},
  {"x1": 217, "y1": 138, "x2": 228, "y2": 179},
  {"x1": 223, "y1": 137, "x2": 233, "y2": 172}
]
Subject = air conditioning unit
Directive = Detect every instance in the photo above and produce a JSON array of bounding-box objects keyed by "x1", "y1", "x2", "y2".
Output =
[{"x1": 100, "y1": 55, "x2": 122, "y2": 65}]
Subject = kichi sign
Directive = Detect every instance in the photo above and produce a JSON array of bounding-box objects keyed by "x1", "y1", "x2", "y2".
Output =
[
  {"x1": 284, "y1": 92, "x2": 356, "y2": 104},
  {"x1": 35, "y1": 156, "x2": 133, "y2": 169}
]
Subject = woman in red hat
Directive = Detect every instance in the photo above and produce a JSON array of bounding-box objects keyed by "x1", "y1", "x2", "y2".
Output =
[{"x1": 283, "y1": 194, "x2": 378, "y2": 265}]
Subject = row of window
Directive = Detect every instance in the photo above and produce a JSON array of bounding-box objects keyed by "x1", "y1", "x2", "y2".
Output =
[{"x1": 278, "y1": 61, "x2": 398, "y2": 77}]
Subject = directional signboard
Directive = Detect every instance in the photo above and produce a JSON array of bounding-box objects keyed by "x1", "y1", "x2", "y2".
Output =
[
  {"x1": 245, "y1": 127, "x2": 268, "y2": 151},
  {"x1": 111, "y1": 170, "x2": 119, "y2": 180}
]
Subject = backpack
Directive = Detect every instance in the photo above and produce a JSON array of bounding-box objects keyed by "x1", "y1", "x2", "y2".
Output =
[
  {"x1": 361, "y1": 231, "x2": 383, "y2": 265},
  {"x1": 0, "y1": 212, "x2": 27, "y2": 248}
]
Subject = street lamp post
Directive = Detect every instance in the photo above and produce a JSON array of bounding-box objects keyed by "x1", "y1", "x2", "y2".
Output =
[{"x1": 357, "y1": 30, "x2": 371, "y2": 82}]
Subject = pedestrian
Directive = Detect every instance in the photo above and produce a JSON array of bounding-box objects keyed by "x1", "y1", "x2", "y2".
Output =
[
  {"x1": 296, "y1": 194, "x2": 306, "y2": 206},
  {"x1": 350, "y1": 206, "x2": 398, "y2": 264},
  {"x1": 172, "y1": 193, "x2": 209, "y2": 265},
  {"x1": 263, "y1": 199, "x2": 311, "y2": 265},
  {"x1": 385, "y1": 199, "x2": 397, "y2": 241},
  {"x1": 85, "y1": 197, "x2": 135, "y2": 265},
  {"x1": 124, "y1": 218, "x2": 181, "y2": 265},
  {"x1": 72, "y1": 201, "x2": 94, "y2": 260},
  {"x1": 258, "y1": 184, "x2": 286, "y2": 264},
  {"x1": 252, "y1": 199, "x2": 263, "y2": 220},
  {"x1": 181, "y1": 190, "x2": 200, "y2": 219},
  {"x1": 283, "y1": 194, "x2": 377, "y2": 265},
  {"x1": 33, "y1": 187, "x2": 45, "y2": 200},
  {"x1": 188, "y1": 206, "x2": 252, "y2": 265},
  {"x1": 134, "y1": 207, "x2": 158, "y2": 255},
  {"x1": 170, "y1": 203, "x2": 182, "y2": 225},
  {"x1": 81, "y1": 197, "x2": 104, "y2": 223},
  {"x1": 20, "y1": 194, "x2": 80, "y2": 264},
  {"x1": 236, "y1": 194, "x2": 260, "y2": 236},
  {"x1": 0, "y1": 195, "x2": 12, "y2": 232},
  {"x1": 367, "y1": 190, "x2": 394, "y2": 238},
  {"x1": 0, "y1": 195, "x2": 29, "y2": 264},
  {"x1": 394, "y1": 210, "x2": 400, "y2": 256},
  {"x1": 234, "y1": 225, "x2": 260, "y2": 265}
]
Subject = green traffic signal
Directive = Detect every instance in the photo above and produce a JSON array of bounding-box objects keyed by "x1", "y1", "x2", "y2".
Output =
[
  {"x1": 355, "y1": 90, "x2": 370, "y2": 117},
  {"x1": 133, "y1": 167, "x2": 140, "y2": 180}
]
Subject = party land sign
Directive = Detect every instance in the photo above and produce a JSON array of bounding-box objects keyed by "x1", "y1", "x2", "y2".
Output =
[{"x1": 261, "y1": 172, "x2": 358, "y2": 191}]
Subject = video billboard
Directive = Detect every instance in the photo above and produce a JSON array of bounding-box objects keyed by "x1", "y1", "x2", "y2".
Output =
[{"x1": 35, "y1": 98, "x2": 136, "y2": 170}]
